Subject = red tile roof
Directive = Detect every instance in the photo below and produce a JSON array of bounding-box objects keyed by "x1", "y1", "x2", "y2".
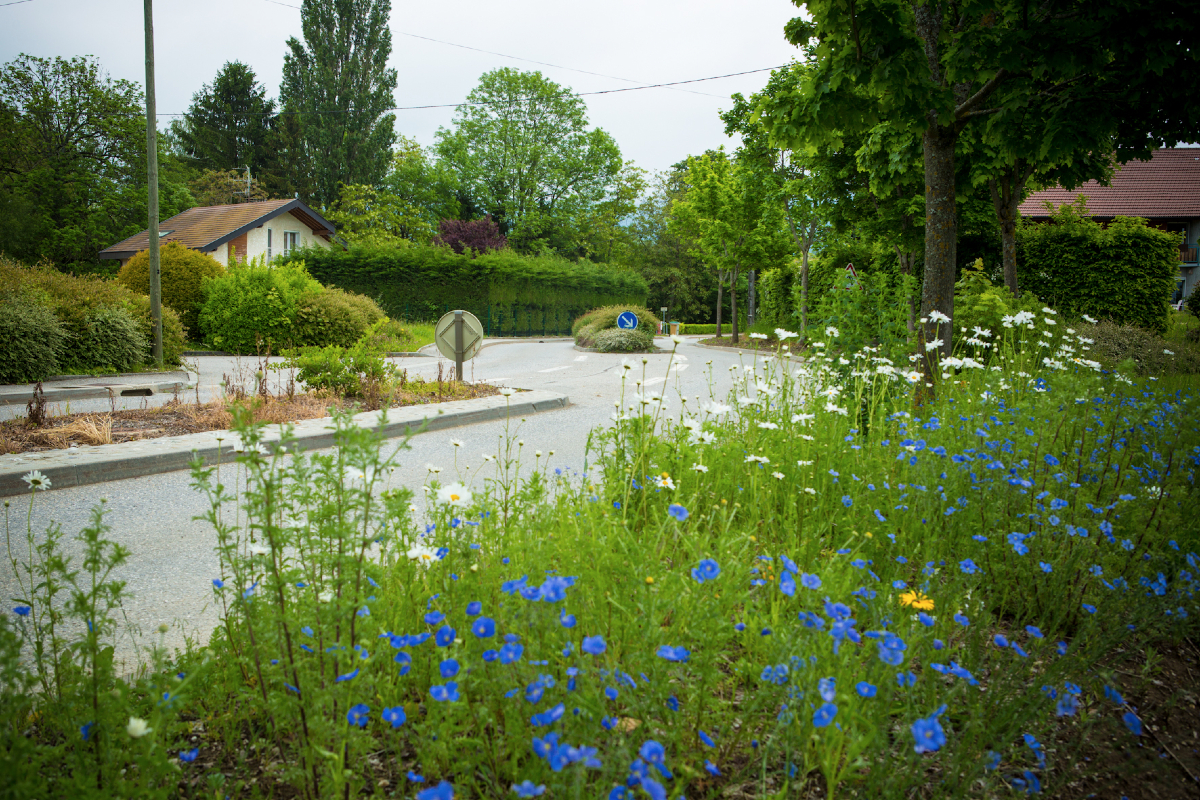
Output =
[
  {"x1": 100, "y1": 199, "x2": 334, "y2": 258},
  {"x1": 1019, "y1": 147, "x2": 1200, "y2": 219}
]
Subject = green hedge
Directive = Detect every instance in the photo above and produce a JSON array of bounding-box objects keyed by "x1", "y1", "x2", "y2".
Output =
[
  {"x1": 0, "y1": 296, "x2": 67, "y2": 383},
  {"x1": 199, "y1": 260, "x2": 322, "y2": 353},
  {"x1": 1017, "y1": 204, "x2": 1177, "y2": 334},
  {"x1": 299, "y1": 244, "x2": 648, "y2": 337}
]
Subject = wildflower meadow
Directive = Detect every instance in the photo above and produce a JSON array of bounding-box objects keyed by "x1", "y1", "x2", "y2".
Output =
[{"x1": 3, "y1": 308, "x2": 1199, "y2": 799}]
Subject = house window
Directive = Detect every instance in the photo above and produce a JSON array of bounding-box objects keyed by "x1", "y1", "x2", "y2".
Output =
[
  {"x1": 267, "y1": 229, "x2": 272, "y2": 261},
  {"x1": 283, "y1": 231, "x2": 300, "y2": 255}
]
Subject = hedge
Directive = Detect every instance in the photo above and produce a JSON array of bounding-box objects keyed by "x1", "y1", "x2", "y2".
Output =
[
  {"x1": 299, "y1": 244, "x2": 648, "y2": 337},
  {"x1": 1017, "y1": 204, "x2": 1177, "y2": 334},
  {"x1": 0, "y1": 295, "x2": 67, "y2": 383}
]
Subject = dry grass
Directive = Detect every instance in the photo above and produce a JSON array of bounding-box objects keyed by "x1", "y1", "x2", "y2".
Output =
[{"x1": 0, "y1": 378, "x2": 498, "y2": 455}]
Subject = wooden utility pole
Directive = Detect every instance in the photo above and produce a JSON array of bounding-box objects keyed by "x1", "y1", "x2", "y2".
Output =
[{"x1": 144, "y1": 0, "x2": 163, "y2": 367}]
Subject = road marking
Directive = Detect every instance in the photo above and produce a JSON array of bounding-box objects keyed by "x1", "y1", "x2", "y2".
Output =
[
  {"x1": 673, "y1": 363, "x2": 690, "y2": 373},
  {"x1": 574, "y1": 355, "x2": 588, "y2": 362},
  {"x1": 676, "y1": 355, "x2": 688, "y2": 361},
  {"x1": 480, "y1": 377, "x2": 511, "y2": 383},
  {"x1": 644, "y1": 377, "x2": 666, "y2": 386},
  {"x1": 538, "y1": 366, "x2": 571, "y2": 373}
]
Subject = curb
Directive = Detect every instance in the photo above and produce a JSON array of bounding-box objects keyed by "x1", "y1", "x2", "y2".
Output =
[
  {"x1": 0, "y1": 390, "x2": 570, "y2": 497},
  {"x1": 43, "y1": 370, "x2": 189, "y2": 382},
  {"x1": 571, "y1": 345, "x2": 673, "y2": 354},
  {"x1": 0, "y1": 379, "x2": 191, "y2": 406}
]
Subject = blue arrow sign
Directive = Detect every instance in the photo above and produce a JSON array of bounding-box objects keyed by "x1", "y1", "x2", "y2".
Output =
[{"x1": 616, "y1": 311, "x2": 639, "y2": 329}]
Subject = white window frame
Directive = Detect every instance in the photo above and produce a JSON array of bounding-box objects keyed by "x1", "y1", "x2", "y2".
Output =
[
  {"x1": 283, "y1": 230, "x2": 300, "y2": 256},
  {"x1": 266, "y1": 228, "x2": 272, "y2": 261}
]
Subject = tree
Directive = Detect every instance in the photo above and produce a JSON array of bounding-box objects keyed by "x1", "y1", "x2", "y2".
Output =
[
  {"x1": 168, "y1": 62, "x2": 279, "y2": 188},
  {"x1": 189, "y1": 168, "x2": 270, "y2": 206},
  {"x1": 434, "y1": 68, "x2": 625, "y2": 251},
  {"x1": 280, "y1": 0, "x2": 398, "y2": 208},
  {"x1": 434, "y1": 217, "x2": 507, "y2": 254},
  {"x1": 381, "y1": 136, "x2": 461, "y2": 242},
  {"x1": 760, "y1": 0, "x2": 1200, "y2": 365},
  {"x1": 0, "y1": 54, "x2": 191, "y2": 271}
]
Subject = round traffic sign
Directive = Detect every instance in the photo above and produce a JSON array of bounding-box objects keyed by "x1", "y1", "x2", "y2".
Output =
[
  {"x1": 616, "y1": 311, "x2": 639, "y2": 329},
  {"x1": 434, "y1": 310, "x2": 485, "y2": 361}
]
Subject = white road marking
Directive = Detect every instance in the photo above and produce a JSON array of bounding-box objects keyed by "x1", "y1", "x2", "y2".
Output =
[
  {"x1": 574, "y1": 355, "x2": 588, "y2": 362},
  {"x1": 480, "y1": 377, "x2": 511, "y2": 383},
  {"x1": 676, "y1": 355, "x2": 688, "y2": 361},
  {"x1": 538, "y1": 366, "x2": 572, "y2": 373},
  {"x1": 673, "y1": 363, "x2": 690, "y2": 372},
  {"x1": 644, "y1": 377, "x2": 666, "y2": 386}
]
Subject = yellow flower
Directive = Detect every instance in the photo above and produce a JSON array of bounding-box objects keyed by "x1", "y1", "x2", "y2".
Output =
[
  {"x1": 899, "y1": 591, "x2": 935, "y2": 611},
  {"x1": 645, "y1": 576, "x2": 654, "y2": 585}
]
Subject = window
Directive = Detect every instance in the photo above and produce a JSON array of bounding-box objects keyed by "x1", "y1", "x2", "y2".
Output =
[
  {"x1": 266, "y1": 229, "x2": 272, "y2": 261},
  {"x1": 283, "y1": 231, "x2": 300, "y2": 255}
]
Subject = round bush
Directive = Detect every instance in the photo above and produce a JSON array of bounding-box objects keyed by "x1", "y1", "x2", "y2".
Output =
[
  {"x1": 0, "y1": 296, "x2": 66, "y2": 383},
  {"x1": 292, "y1": 287, "x2": 386, "y2": 348},
  {"x1": 592, "y1": 328, "x2": 654, "y2": 353},
  {"x1": 199, "y1": 261, "x2": 322, "y2": 353},
  {"x1": 65, "y1": 305, "x2": 148, "y2": 373},
  {"x1": 117, "y1": 242, "x2": 226, "y2": 336}
]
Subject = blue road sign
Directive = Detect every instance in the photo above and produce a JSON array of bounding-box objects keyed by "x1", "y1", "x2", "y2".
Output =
[{"x1": 616, "y1": 311, "x2": 639, "y2": 329}]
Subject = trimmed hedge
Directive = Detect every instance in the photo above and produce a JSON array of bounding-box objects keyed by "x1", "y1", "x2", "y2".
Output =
[
  {"x1": 592, "y1": 328, "x2": 654, "y2": 353},
  {"x1": 299, "y1": 244, "x2": 648, "y2": 336},
  {"x1": 1017, "y1": 204, "x2": 1177, "y2": 334},
  {"x1": 0, "y1": 295, "x2": 67, "y2": 383},
  {"x1": 117, "y1": 242, "x2": 225, "y2": 335}
]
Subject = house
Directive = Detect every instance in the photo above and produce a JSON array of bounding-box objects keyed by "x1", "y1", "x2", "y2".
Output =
[
  {"x1": 99, "y1": 199, "x2": 336, "y2": 269},
  {"x1": 1019, "y1": 146, "x2": 1200, "y2": 303}
]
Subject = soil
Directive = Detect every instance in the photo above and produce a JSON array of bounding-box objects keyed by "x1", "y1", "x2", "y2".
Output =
[
  {"x1": 0, "y1": 379, "x2": 498, "y2": 455},
  {"x1": 699, "y1": 335, "x2": 804, "y2": 355}
]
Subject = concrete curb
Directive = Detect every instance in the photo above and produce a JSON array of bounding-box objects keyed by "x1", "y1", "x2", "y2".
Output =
[
  {"x1": 0, "y1": 390, "x2": 570, "y2": 497},
  {"x1": 0, "y1": 378, "x2": 192, "y2": 406}
]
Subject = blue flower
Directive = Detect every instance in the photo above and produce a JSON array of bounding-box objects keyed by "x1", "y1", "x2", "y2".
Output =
[
  {"x1": 813, "y1": 702, "x2": 838, "y2": 727},
  {"x1": 959, "y1": 558, "x2": 979, "y2": 575},
  {"x1": 604, "y1": 687, "x2": 618, "y2": 700},
  {"x1": 211, "y1": 579, "x2": 224, "y2": 589},
  {"x1": 994, "y1": 634, "x2": 1009, "y2": 648},
  {"x1": 179, "y1": 748, "x2": 198, "y2": 763},
  {"x1": 511, "y1": 780, "x2": 546, "y2": 797},
  {"x1": 582, "y1": 635, "x2": 607, "y2": 655},
  {"x1": 394, "y1": 652, "x2": 412, "y2": 675},
  {"x1": 892, "y1": 580, "x2": 907, "y2": 590},
  {"x1": 1082, "y1": 603, "x2": 1097, "y2": 614},
  {"x1": 639, "y1": 740, "x2": 666, "y2": 765},
  {"x1": 435, "y1": 626, "x2": 456, "y2": 646},
  {"x1": 1039, "y1": 561, "x2": 1053, "y2": 573},
  {"x1": 472, "y1": 617, "x2": 496, "y2": 638},
  {"x1": 699, "y1": 730, "x2": 716, "y2": 747},
  {"x1": 424, "y1": 611, "x2": 445, "y2": 625},
  {"x1": 779, "y1": 570, "x2": 796, "y2": 596},
  {"x1": 439, "y1": 659, "x2": 460, "y2": 678},
  {"x1": 912, "y1": 715, "x2": 946, "y2": 753},
  {"x1": 667, "y1": 504, "x2": 689, "y2": 521},
  {"x1": 953, "y1": 613, "x2": 969, "y2": 627},
  {"x1": 347, "y1": 703, "x2": 369, "y2": 727},
  {"x1": 80, "y1": 722, "x2": 94, "y2": 741},
  {"x1": 335, "y1": 668, "x2": 359, "y2": 682},
  {"x1": 416, "y1": 781, "x2": 454, "y2": 800},
  {"x1": 800, "y1": 573, "x2": 822, "y2": 590},
  {"x1": 897, "y1": 671, "x2": 917, "y2": 688},
  {"x1": 657, "y1": 644, "x2": 689, "y2": 662},
  {"x1": 382, "y1": 706, "x2": 407, "y2": 728},
  {"x1": 918, "y1": 612, "x2": 935, "y2": 627},
  {"x1": 1025, "y1": 625, "x2": 1043, "y2": 638},
  {"x1": 408, "y1": 770, "x2": 424, "y2": 783},
  {"x1": 1123, "y1": 711, "x2": 1142, "y2": 735},
  {"x1": 705, "y1": 760, "x2": 721, "y2": 776},
  {"x1": 691, "y1": 558, "x2": 721, "y2": 583},
  {"x1": 874, "y1": 509, "x2": 887, "y2": 523},
  {"x1": 559, "y1": 611, "x2": 577, "y2": 628},
  {"x1": 429, "y1": 682, "x2": 460, "y2": 702},
  {"x1": 12, "y1": 605, "x2": 30, "y2": 617},
  {"x1": 818, "y1": 677, "x2": 836, "y2": 702},
  {"x1": 841, "y1": 495, "x2": 853, "y2": 507},
  {"x1": 498, "y1": 642, "x2": 524, "y2": 664},
  {"x1": 856, "y1": 682, "x2": 877, "y2": 697}
]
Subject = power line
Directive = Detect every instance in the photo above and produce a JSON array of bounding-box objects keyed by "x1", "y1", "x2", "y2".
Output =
[{"x1": 0, "y1": 0, "x2": 35, "y2": 6}]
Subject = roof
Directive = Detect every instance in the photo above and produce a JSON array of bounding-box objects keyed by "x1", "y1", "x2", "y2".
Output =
[
  {"x1": 1019, "y1": 147, "x2": 1200, "y2": 219},
  {"x1": 99, "y1": 199, "x2": 335, "y2": 259}
]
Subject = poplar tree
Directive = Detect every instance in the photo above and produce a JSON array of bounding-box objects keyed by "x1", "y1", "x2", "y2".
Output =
[{"x1": 280, "y1": 0, "x2": 397, "y2": 208}]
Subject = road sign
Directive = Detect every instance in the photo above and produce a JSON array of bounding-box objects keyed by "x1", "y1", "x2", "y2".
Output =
[
  {"x1": 616, "y1": 311, "x2": 639, "y2": 329},
  {"x1": 844, "y1": 262, "x2": 860, "y2": 289},
  {"x1": 435, "y1": 310, "x2": 484, "y2": 380}
]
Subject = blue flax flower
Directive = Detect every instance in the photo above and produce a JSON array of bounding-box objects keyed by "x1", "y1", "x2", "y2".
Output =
[
  {"x1": 691, "y1": 558, "x2": 720, "y2": 583},
  {"x1": 382, "y1": 706, "x2": 406, "y2": 728},
  {"x1": 424, "y1": 611, "x2": 445, "y2": 625},
  {"x1": 347, "y1": 703, "x2": 370, "y2": 727},
  {"x1": 1123, "y1": 711, "x2": 1143, "y2": 735},
  {"x1": 856, "y1": 682, "x2": 877, "y2": 697},
  {"x1": 912, "y1": 715, "x2": 946, "y2": 753},
  {"x1": 699, "y1": 730, "x2": 716, "y2": 747},
  {"x1": 511, "y1": 780, "x2": 546, "y2": 797},
  {"x1": 705, "y1": 760, "x2": 721, "y2": 776},
  {"x1": 582, "y1": 635, "x2": 607, "y2": 655},
  {"x1": 179, "y1": 748, "x2": 198, "y2": 762},
  {"x1": 667, "y1": 504, "x2": 688, "y2": 521},
  {"x1": 801, "y1": 573, "x2": 822, "y2": 590},
  {"x1": 416, "y1": 781, "x2": 454, "y2": 800},
  {"x1": 560, "y1": 611, "x2": 577, "y2": 628},
  {"x1": 778, "y1": 570, "x2": 796, "y2": 596},
  {"x1": 499, "y1": 643, "x2": 524, "y2": 664},
  {"x1": 953, "y1": 613, "x2": 970, "y2": 627},
  {"x1": 472, "y1": 617, "x2": 496, "y2": 638},
  {"x1": 435, "y1": 626, "x2": 456, "y2": 646},
  {"x1": 466, "y1": 601, "x2": 482, "y2": 616},
  {"x1": 842, "y1": 495, "x2": 853, "y2": 507},
  {"x1": 657, "y1": 645, "x2": 689, "y2": 662},
  {"x1": 813, "y1": 703, "x2": 838, "y2": 727},
  {"x1": 335, "y1": 668, "x2": 359, "y2": 682},
  {"x1": 439, "y1": 659, "x2": 460, "y2": 678},
  {"x1": 959, "y1": 558, "x2": 979, "y2": 575},
  {"x1": 429, "y1": 682, "x2": 460, "y2": 702}
]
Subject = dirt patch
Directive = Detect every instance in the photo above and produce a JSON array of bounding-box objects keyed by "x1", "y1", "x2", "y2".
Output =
[{"x1": 0, "y1": 379, "x2": 498, "y2": 455}]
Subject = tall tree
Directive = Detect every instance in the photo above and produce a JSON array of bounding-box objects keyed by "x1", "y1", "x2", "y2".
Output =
[
  {"x1": 0, "y1": 54, "x2": 191, "y2": 271},
  {"x1": 381, "y1": 136, "x2": 461, "y2": 241},
  {"x1": 169, "y1": 62, "x2": 278, "y2": 187},
  {"x1": 435, "y1": 68, "x2": 625, "y2": 251},
  {"x1": 280, "y1": 0, "x2": 398, "y2": 208}
]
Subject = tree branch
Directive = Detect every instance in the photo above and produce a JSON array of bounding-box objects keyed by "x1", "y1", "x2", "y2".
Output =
[{"x1": 955, "y1": 69, "x2": 1008, "y2": 119}]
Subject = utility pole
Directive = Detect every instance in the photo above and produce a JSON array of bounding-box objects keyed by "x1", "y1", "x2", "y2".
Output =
[{"x1": 144, "y1": 0, "x2": 162, "y2": 367}]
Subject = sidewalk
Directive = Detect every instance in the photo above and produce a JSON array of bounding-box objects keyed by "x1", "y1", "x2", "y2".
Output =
[
  {"x1": 0, "y1": 371, "x2": 191, "y2": 407},
  {"x1": 0, "y1": 389, "x2": 569, "y2": 497}
]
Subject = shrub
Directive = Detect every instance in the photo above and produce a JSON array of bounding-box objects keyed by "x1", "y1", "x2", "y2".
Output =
[
  {"x1": 0, "y1": 295, "x2": 66, "y2": 383},
  {"x1": 288, "y1": 322, "x2": 397, "y2": 396},
  {"x1": 434, "y1": 215, "x2": 507, "y2": 254},
  {"x1": 116, "y1": 242, "x2": 225, "y2": 334},
  {"x1": 358, "y1": 318, "x2": 414, "y2": 352},
  {"x1": 1185, "y1": 287, "x2": 1200, "y2": 319},
  {"x1": 591, "y1": 328, "x2": 654, "y2": 353},
  {"x1": 953, "y1": 258, "x2": 1044, "y2": 341},
  {"x1": 679, "y1": 323, "x2": 718, "y2": 335},
  {"x1": 813, "y1": 269, "x2": 914, "y2": 358},
  {"x1": 1017, "y1": 200, "x2": 1177, "y2": 334},
  {"x1": 572, "y1": 305, "x2": 658, "y2": 341},
  {"x1": 1085, "y1": 319, "x2": 1200, "y2": 375},
  {"x1": 292, "y1": 287, "x2": 386, "y2": 348},
  {"x1": 65, "y1": 305, "x2": 148, "y2": 374},
  {"x1": 199, "y1": 259, "x2": 322, "y2": 353}
]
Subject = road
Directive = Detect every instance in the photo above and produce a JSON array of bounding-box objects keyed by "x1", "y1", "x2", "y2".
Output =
[{"x1": 1, "y1": 337, "x2": 768, "y2": 671}]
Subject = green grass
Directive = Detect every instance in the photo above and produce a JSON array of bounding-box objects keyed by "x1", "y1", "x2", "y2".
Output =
[{"x1": 1165, "y1": 308, "x2": 1200, "y2": 344}]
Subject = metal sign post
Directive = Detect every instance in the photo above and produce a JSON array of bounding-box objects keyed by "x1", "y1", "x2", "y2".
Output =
[
  {"x1": 454, "y1": 310, "x2": 464, "y2": 381},
  {"x1": 435, "y1": 310, "x2": 485, "y2": 380}
]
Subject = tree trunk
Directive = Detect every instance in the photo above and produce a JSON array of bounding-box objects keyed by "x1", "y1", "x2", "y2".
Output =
[
  {"x1": 990, "y1": 165, "x2": 1029, "y2": 297},
  {"x1": 730, "y1": 264, "x2": 740, "y2": 344},
  {"x1": 893, "y1": 244, "x2": 916, "y2": 334},
  {"x1": 715, "y1": 270, "x2": 724, "y2": 337},
  {"x1": 921, "y1": 121, "x2": 958, "y2": 370},
  {"x1": 747, "y1": 269, "x2": 756, "y2": 327},
  {"x1": 800, "y1": 249, "x2": 810, "y2": 333}
]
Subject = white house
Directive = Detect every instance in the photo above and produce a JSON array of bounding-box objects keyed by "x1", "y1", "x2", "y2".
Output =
[{"x1": 100, "y1": 199, "x2": 337, "y2": 269}]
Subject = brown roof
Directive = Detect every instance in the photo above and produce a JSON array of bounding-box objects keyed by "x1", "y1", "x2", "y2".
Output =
[
  {"x1": 100, "y1": 199, "x2": 335, "y2": 259},
  {"x1": 1019, "y1": 147, "x2": 1200, "y2": 219}
]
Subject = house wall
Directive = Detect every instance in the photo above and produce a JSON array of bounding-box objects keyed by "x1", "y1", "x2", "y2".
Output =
[
  {"x1": 209, "y1": 243, "x2": 229, "y2": 267},
  {"x1": 244, "y1": 211, "x2": 331, "y2": 263}
]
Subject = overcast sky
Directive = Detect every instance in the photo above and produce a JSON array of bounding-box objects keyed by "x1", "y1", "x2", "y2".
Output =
[{"x1": 1, "y1": 0, "x2": 802, "y2": 175}]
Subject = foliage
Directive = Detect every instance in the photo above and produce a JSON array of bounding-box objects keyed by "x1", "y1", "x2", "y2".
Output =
[
  {"x1": 326, "y1": 184, "x2": 422, "y2": 249},
  {"x1": 571, "y1": 304, "x2": 659, "y2": 343},
  {"x1": 291, "y1": 286, "x2": 387, "y2": 348},
  {"x1": 434, "y1": 216, "x2": 507, "y2": 255},
  {"x1": 187, "y1": 168, "x2": 270, "y2": 207},
  {"x1": 813, "y1": 269, "x2": 915, "y2": 360},
  {"x1": 287, "y1": 321, "x2": 397, "y2": 396},
  {"x1": 117, "y1": 241, "x2": 226, "y2": 334},
  {"x1": 434, "y1": 68, "x2": 626, "y2": 250},
  {"x1": 952, "y1": 258, "x2": 1044, "y2": 345},
  {"x1": 357, "y1": 318, "x2": 416, "y2": 352},
  {"x1": 1185, "y1": 287, "x2": 1200, "y2": 320},
  {"x1": 279, "y1": 0, "x2": 397, "y2": 208},
  {"x1": 71, "y1": 305, "x2": 148, "y2": 374},
  {"x1": 1017, "y1": 202, "x2": 1177, "y2": 334},
  {"x1": 198, "y1": 258, "x2": 322, "y2": 353},
  {"x1": 382, "y1": 135, "x2": 462, "y2": 242},
  {"x1": 1086, "y1": 319, "x2": 1200, "y2": 375},
  {"x1": 0, "y1": 255, "x2": 184, "y2": 368},
  {"x1": 591, "y1": 328, "x2": 655, "y2": 353},
  {"x1": 301, "y1": 243, "x2": 647, "y2": 336},
  {"x1": 0, "y1": 295, "x2": 66, "y2": 383},
  {"x1": 0, "y1": 54, "x2": 192, "y2": 271}
]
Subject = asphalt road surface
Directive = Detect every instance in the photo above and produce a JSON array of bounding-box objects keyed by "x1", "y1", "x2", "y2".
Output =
[{"x1": 1, "y1": 337, "x2": 774, "y2": 671}]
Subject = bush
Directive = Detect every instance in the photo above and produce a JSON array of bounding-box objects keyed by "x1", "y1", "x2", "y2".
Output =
[
  {"x1": 679, "y1": 323, "x2": 718, "y2": 335},
  {"x1": 1185, "y1": 287, "x2": 1200, "y2": 319},
  {"x1": 66, "y1": 305, "x2": 148, "y2": 374},
  {"x1": 1017, "y1": 201, "x2": 1177, "y2": 334},
  {"x1": 0, "y1": 295, "x2": 66, "y2": 383},
  {"x1": 116, "y1": 241, "x2": 225, "y2": 334},
  {"x1": 288, "y1": 322, "x2": 397, "y2": 396},
  {"x1": 572, "y1": 305, "x2": 658, "y2": 343},
  {"x1": 1085, "y1": 319, "x2": 1200, "y2": 375},
  {"x1": 199, "y1": 259, "x2": 322, "y2": 353},
  {"x1": 591, "y1": 328, "x2": 654, "y2": 353},
  {"x1": 953, "y1": 258, "x2": 1044, "y2": 342},
  {"x1": 292, "y1": 287, "x2": 386, "y2": 348},
  {"x1": 358, "y1": 318, "x2": 415, "y2": 352},
  {"x1": 300, "y1": 243, "x2": 648, "y2": 336}
]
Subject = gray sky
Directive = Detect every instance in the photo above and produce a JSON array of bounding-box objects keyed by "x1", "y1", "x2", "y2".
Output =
[{"x1": 1, "y1": 0, "x2": 802, "y2": 175}]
